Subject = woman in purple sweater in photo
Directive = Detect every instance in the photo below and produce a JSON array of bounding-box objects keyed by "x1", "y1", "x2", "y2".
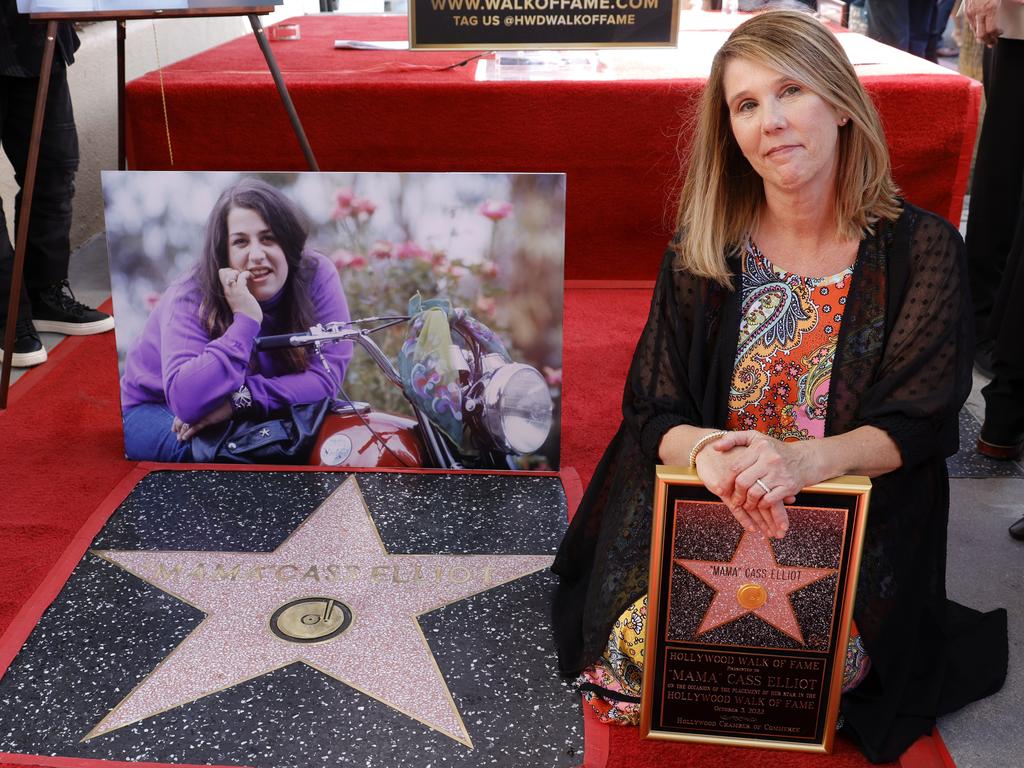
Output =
[{"x1": 120, "y1": 178, "x2": 352, "y2": 461}]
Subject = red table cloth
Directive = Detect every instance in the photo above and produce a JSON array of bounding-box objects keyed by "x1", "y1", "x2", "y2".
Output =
[{"x1": 125, "y1": 13, "x2": 980, "y2": 281}]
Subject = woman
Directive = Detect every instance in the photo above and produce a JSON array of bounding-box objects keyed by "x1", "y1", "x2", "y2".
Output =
[
  {"x1": 120, "y1": 178, "x2": 352, "y2": 461},
  {"x1": 552, "y1": 10, "x2": 1007, "y2": 763}
]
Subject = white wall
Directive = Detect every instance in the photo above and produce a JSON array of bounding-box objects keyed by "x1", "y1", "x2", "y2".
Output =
[{"x1": 1, "y1": 0, "x2": 317, "y2": 255}]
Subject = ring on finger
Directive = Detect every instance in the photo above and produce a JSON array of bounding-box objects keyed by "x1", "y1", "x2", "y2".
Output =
[{"x1": 755, "y1": 478, "x2": 772, "y2": 494}]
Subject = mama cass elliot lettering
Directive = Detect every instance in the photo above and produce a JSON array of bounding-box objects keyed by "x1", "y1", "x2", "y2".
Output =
[{"x1": 153, "y1": 560, "x2": 498, "y2": 586}]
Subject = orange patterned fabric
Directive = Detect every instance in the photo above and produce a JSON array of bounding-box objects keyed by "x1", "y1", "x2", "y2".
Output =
[{"x1": 726, "y1": 242, "x2": 853, "y2": 440}]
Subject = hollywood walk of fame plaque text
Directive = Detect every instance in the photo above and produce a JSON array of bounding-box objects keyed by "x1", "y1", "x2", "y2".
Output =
[{"x1": 641, "y1": 467, "x2": 871, "y2": 754}]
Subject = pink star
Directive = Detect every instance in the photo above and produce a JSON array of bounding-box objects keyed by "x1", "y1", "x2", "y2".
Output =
[
  {"x1": 86, "y1": 477, "x2": 552, "y2": 747},
  {"x1": 675, "y1": 531, "x2": 837, "y2": 644}
]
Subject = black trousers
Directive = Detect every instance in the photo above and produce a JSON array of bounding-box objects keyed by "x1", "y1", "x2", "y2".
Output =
[
  {"x1": 865, "y1": 0, "x2": 937, "y2": 56},
  {"x1": 0, "y1": 65, "x2": 79, "y2": 324},
  {"x1": 968, "y1": 38, "x2": 1024, "y2": 437},
  {"x1": 965, "y1": 39, "x2": 1024, "y2": 341},
  {"x1": 981, "y1": 172, "x2": 1024, "y2": 438}
]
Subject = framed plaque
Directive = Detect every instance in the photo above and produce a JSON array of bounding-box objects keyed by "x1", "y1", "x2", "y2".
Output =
[{"x1": 640, "y1": 466, "x2": 871, "y2": 753}]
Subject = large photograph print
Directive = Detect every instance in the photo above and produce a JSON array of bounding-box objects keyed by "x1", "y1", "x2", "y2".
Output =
[{"x1": 104, "y1": 171, "x2": 565, "y2": 471}]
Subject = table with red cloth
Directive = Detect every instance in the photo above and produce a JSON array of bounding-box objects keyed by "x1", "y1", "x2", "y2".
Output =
[{"x1": 124, "y1": 12, "x2": 980, "y2": 282}]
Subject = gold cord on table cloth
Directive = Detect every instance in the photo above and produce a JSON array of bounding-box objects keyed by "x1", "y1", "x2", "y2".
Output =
[{"x1": 152, "y1": 22, "x2": 174, "y2": 167}]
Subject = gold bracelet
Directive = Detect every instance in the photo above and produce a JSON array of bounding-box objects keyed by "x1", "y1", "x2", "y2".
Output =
[{"x1": 688, "y1": 430, "x2": 728, "y2": 467}]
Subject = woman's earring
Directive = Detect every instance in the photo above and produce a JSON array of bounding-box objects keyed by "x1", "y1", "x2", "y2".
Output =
[{"x1": 839, "y1": 116, "x2": 849, "y2": 126}]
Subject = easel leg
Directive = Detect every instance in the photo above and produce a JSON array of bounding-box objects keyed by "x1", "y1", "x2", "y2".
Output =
[
  {"x1": 248, "y1": 14, "x2": 319, "y2": 172},
  {"x1": 0, "y1": 21, "x2": 58, "y2": 409},
  {"x1": 117, "y1": 19, "x2": 127, "y2": 171}
]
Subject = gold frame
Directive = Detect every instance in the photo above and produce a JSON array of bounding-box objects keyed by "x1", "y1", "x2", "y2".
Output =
[
  {"x1": 408, "y1": 0, "x2": 681, "y2": 50},
  {"x1": 640, "y1": 466, "x2": 871, "y2": 753}
]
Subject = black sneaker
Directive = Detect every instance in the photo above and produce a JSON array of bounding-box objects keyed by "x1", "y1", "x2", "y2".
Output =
[
  {"x1": 0, "y1": 318, "x2": 48, "y2": 368},
  {"x1": 31, "y1": 280, "x2": 114, "y2": 336}
]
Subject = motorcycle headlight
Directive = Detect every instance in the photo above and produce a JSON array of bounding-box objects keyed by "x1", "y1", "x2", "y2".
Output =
[{"x1": 479, "y1": 364, "x2": 554, "y2": 454}]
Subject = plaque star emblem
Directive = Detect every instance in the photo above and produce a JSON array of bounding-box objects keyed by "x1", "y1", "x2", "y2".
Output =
[
  {"x1": 86, "y1": 476, "x2": 553, "y2": 747},
  {"x1": 675, "y1": 530, "x2": 837, "y2": 644}
]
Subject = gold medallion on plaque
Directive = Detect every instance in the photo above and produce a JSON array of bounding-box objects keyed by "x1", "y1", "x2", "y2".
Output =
[
  {"x1": 270, "y1": 597, "x2": 353, "y2": 644},
  {"x1": 736, "y1": 583, "x2": 768, "y2": 610}
]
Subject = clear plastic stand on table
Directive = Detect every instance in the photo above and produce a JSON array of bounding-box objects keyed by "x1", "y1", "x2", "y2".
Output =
[{"x1": 485, "y1": 49, "x2": 600, "y2": 81}]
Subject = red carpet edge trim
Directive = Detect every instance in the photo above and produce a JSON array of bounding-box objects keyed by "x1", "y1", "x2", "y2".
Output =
[
  {"x1": 0, "y1": 464, "x2": 148, "y2": 681},
  {"x1": 0, "y1": 465, "x2": 212, "y2": 768},
  {"x1": 898, "y1": 729, "x2": 957, "y2": 768},
  {"x1": 580, "y1": 700, "x2": 610, "y2": 768},
  {"x1": 560, "y1": 466, "x2": 583, "y2": 519},
  {"x1": 0, "y1": 753, "x2": 240, "y2": 768}
]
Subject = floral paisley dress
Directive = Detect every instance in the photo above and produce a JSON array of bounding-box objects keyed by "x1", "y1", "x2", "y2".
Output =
[{"x1": 577, "y1": 241, "x2": 871, "y2": 725}]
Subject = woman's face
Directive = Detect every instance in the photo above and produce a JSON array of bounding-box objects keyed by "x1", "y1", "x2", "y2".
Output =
[
  {"x1": 226, "y1": 206, "x2": 289, "y2": 301},
  {"x1": 722, "y1": 57, "x2": 844, "y2": 196}
]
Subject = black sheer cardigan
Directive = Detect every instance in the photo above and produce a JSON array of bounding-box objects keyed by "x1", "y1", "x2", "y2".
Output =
[{"x1": 552, "y1": 203, "x2": 1007, "y2": 763}]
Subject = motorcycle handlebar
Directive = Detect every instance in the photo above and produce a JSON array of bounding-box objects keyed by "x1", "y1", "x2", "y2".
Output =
[
  {"x1": 254, "y1": 333, "x2": 303, "y2": 350},
  {"x1": 255, "y1": 327, "x2": 362, "y2": 351},
  {"x1": 255, "y1": 327, "x2": 404, "y2": 388}
]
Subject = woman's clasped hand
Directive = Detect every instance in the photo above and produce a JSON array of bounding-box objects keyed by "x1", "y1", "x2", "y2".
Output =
[{"x1": 694, "y1": 431, "x2": 809, "y2": 539}]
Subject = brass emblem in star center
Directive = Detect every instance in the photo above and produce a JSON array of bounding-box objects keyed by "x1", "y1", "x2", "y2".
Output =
[{"x1": 270, "y1": 597, "x2": 354, "y2": 644}]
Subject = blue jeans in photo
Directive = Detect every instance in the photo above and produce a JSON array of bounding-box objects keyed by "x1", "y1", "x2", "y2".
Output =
[{"x1": 122, "y1": 403, "x2": 193, "y2": 462}]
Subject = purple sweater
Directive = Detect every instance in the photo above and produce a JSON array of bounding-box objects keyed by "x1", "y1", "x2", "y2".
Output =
[{"x1": 120, "y1": 251, "x2": 352, "y2": 424}]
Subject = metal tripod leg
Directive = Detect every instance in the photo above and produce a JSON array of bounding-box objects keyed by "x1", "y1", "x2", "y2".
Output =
[
  {"x1": 0, "y1": 21, "x2": 59, "y2": 409},
  {"x1": 248, "y1": 14, "x2": 319, "y2": 172}
]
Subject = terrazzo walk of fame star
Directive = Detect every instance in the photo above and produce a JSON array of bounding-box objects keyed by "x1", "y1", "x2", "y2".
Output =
[{"x1": 0, "y1": 469, "x2": 583, "y2": 768}]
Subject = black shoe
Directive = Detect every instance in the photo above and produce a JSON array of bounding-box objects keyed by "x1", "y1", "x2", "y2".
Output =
[
  {"x1": 30, "y1": 280, "x2": 114, "y2": 336},
  {"x1": 0, "y1": 318, "x2": 48, "y2": 368},
  {"x1": 1010, "y1": 516, "x2": 1024, "y2": 542}
]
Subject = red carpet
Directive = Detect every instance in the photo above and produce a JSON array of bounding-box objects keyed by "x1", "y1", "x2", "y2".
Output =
[
  {"x1": 0, "y1": 289, "x2": 954, "y2": 768},
  {"x1": 124, "y1": 14, "x2": 980, "y2": 282}
]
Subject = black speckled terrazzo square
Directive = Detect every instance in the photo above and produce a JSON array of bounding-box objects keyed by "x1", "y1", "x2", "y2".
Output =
[
  {"x1": 947, "y1": 410, "x2": 1024, "y2": 478},
  {"x1": 0, "y1": 469, "x2": 582, "y2": 767}
]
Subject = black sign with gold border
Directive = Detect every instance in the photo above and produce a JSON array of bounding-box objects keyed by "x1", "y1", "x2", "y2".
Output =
[
  {"x1": 409, "y1": 0, "x2": 680, "y2": 49},
  {"x1": 641, "y1": 466, "x2": 870, "y2": 753}
]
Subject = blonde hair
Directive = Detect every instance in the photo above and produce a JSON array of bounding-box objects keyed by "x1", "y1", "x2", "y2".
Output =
[{"x1": 674, "y1": 9, "x2": 901, "y2": 286}]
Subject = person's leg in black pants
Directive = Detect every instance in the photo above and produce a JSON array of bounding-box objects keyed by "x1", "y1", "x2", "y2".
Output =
[
  {"x1": 866, "y1": 0, "x2": 938, "y2": 56},
  {"x1": 1, "y1": 67, "x2": 77, "y2": 300},
  {"x1": 925, "y1": 0, "x2": 955, "y2": 61},
  {"x1": 907, "y1": 0, "x2": 936, "y2": 58},
  {"x1": 980, "y1": 191, "x2": 1024, "y2": 449},
  {"x1": 983, "y1": 201, "x2": 1024, "y2": 541},
  {"x1": 867, "y1": 0, "x2": 911, "y2": 50},
  {"x1": 0, "y1": 72, "x2": 51, "y2": 366},
  {"x1": 0, "y1": 64, "x2": 111, "y2": 367},
  {"x1": 965, "y1": 39, "x2": 1024, "y2": 357}
]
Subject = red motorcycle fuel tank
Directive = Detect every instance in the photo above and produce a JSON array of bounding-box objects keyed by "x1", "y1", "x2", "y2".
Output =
[{"x1": 312, "y1": 408, "x2": 425, "y2": 468}]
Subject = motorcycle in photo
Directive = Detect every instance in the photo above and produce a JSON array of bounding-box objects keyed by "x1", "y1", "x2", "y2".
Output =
[{"x1": 254, "y1": 306, "x2": 555, "y2": 470}]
